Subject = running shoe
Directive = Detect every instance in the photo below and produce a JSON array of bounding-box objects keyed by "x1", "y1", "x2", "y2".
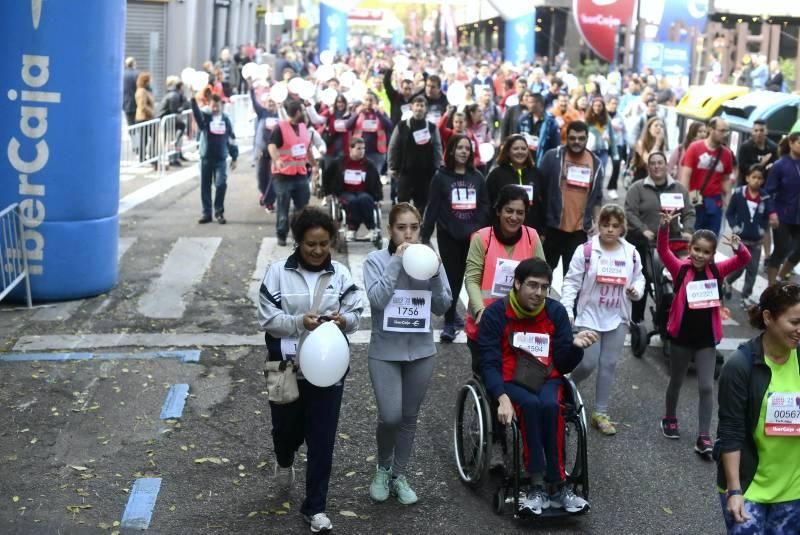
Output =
[
  {"x1": 303, "y1": 512, "x2": 332, "y2": 533},
  {"x1": 661, "y1": 417, "x2": 680, "y2": 439},
  {"x1": 741, "y1": 296, "x2": 756, "y2": 309},
  {"x1": 346, "y1": 230, "x2": 356, "y2": 241},
  {"x1": 198, "y1": 215, "x2": 212, "y2": 224},
  {"x1": 440, "y1": 324, "x2": 456, "y2": 343},
  {"x1": 549, "y1": 485, "x2": 589, "y2": 514},
  {"x1": 273, "y1": 463, "x2": 295, "y2": 494},
  {"x1": 591, "y1": 413, "x2": 617, "y2": 435},
  {"x1": 369, "y1": 465, "x2": 391, "y2": 502},
  {"x1": 390, "y1": 475, "x2": 418, "y2": 505},
  {"x1": 454, "y1": 314, "x2": 465, "y2": 329},
  {"x1": 607, "y1": 190, "x2": 619, "y2": 200},
  {"x1": 519, "y1": 485, "x2": 549, "y2": 516},
  {"x1": 694, "y1": 434, "x2": 713, "y2": 459}
]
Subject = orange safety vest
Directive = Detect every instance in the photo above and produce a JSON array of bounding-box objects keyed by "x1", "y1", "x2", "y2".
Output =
[
  {"x1": 353, "y1": 112, "x2": 387, "y2": 154},
  {"x1": 271, "y1": 120, "x2": 310, "y2": 175},
  {"x1": 465, "y1": 225, "x2": 539, "y2": 341}
]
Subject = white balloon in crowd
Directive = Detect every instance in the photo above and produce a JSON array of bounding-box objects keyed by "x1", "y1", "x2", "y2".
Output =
[
  {"x1": 299, "y1": 321, "x2": 350, "y2": 387},
  {"x1": 402, "y1": 244, "x2": 440, "y2": 280},
  {"x1": 180, "y1": 67, "x2": 196, "y2": 86},
  {"x1": 505, "y1": 94, "x2": 520, "y2": 107},
  {"x1": 443, "y1": 57, "x2": 459, "y2": 75},
  {"x1": 393, "y1": 54, "x2": 410, "y2": 72},
  {"x1": 191, "y1": 71, "x2": 210, "y2": 91},
  {"x1": 339, "y1": 71, "x2": 357, "y2": 89},
  {"x1": 298, "y1": 80, "x2": 316, "y2": 101},
  {"x1": 316, "y1": 64, "x2": 336, "y2": 82},
  {"x1": 478, "y1": 143, "x2": 495, "y2": 164},
  {"x1": 255, "y1": 64, "x2": 271, "y2": 81},
  {"x1": 319, "y1": 49, "x2": 335, "y2": 66},
  {"x1": 241, "y1": 62, "x2": 257, "y2": 80},
  {"x1": 320, "y1": 87, "x2": 339, "y2": 107},
  {"x1": 270, "y1": 82, "x2": 288, "y2": 103},
  {"x1": 288, "y1": 77, "x2": 306, "y2": 95},
  {"x1": 346, "y1": 79, "x2": 367, "y2": 102},
  {"x1": 447, "y1": 81, "x2": 467, "y2": 106}
]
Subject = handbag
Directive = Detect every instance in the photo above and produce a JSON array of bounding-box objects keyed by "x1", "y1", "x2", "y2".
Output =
[
  {"x1": 689, "y1": 148, "x2": 722, "y2": 207},
  {"x1": 263, "y1": 272, "x2": 333, "y2": 404},
  {"x1": 510, "y1": 331, "x2": 554, "y2": 393}
]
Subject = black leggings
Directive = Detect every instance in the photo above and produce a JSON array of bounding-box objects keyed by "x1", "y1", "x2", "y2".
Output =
[
  {"x1": 437, "y1": 230, "x2": 470, "y2": 325},
  {"x1": 768, "y1": 223, "x2": 800, "y2": 268},
  {"x1": 607, "y1": 145, "x2": 627, "y2": 191}
]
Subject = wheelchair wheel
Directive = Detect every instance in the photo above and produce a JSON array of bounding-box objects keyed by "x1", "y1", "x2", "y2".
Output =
[
  {"x1": 631, "y1": 322, "x2": 649, "y2": 358},
  {"x1": 492, "y1": 486, "x2": 506, "y2": 515},
  {"x1": 562, "y1": 380, "x2": 589, "y2": 498},
  {"x1": 453, "y1": 379, "x2": 492, "y2": 486}
]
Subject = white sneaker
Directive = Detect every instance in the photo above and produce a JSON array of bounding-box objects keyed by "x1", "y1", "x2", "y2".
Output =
[
  {"x1": 273, "y1": 463, "x2": 295, "y2": 494},
  {"x1": 519, "y1": 485, "x2": 549, "y2": 516},
  {"x1": 607, "y1": 190, "x2": 619, "y2": 200},
  {"x1": 549, "y1": 485, "x2": 590, "y2": 514},
  {"x1": 365, "y1": 229, "x2": 376, "y2": 241},
  {"x1": 345, "y1": 230, "x2": 356, "y2": 241},
  {"x1": 303, "y1": 512, "x2": 333, "y2": 533}
]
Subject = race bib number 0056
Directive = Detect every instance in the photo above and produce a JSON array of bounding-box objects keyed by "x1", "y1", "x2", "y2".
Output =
[{"x1": 765, "y1": 392, "x2": 800, "y2": 436}]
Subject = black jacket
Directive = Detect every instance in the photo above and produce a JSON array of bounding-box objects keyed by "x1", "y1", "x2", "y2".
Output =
[
  {"x1": 421, "y1": 167, "x2": 489, "y2": 243},
  {"x1": 383, "y1": 68, "x2": 424, "y2": 125},
  {"x1": 716, "y1": 335, "x2": 800, "y2": 493},
  {"x1": 485, "y1": 164, "x2": 547, "y2": 234},
  {"x1": 322, "y1": 157, "x2": 383, "y2": 200},
  {"x1": 123, "y1": 68, "x2": 139, "y2": 114},
  {"x1": 157, "y1": 89, "x2": 189, "y2": 118},
  {"x1": 387, "y1": 117, "x2": 442, "y2": 178}
]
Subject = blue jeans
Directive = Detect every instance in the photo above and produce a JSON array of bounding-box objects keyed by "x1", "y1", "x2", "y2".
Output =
[
  {"x1": 503, "y1": 379, "x2": 564, "y2": 482},
  {"x1": 719, "y1": 494, "x2": 800, "y2": 534},
  {"x1": 200, "y1": 158, "x2": 228, "y2": 217},
  {"x1": 340, "y1": 191, "x2": 376, "y2": 230},
  {"x1": 270, "y1": 379, "x2": 345, "y2": 516},
  {"x1": 696, "y1": 195, "x2": 723, "y2": 235},
  {"x1": 273, "y1": 174, "x2": 310, "y2": 240}
]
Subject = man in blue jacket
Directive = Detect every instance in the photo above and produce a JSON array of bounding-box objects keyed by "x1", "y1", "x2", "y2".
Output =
[
  {"x1": 515, "y1": 92, "x2": 561, "y2": 168},
  {"x1": 191, "y1": 94, "x2": 239, "y2": 224},
  {"x1": 479, "y1": 258, "x2": 598, "y2": 516}
]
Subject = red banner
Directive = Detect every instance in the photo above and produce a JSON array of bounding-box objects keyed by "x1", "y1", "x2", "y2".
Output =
[{"x1": 573, "y1": 0, "x2": 636, "y2": 62}]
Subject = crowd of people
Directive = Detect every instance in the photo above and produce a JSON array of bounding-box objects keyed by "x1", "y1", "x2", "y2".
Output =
[{"x1": 126, "y1": 41, "x2": 799, "y2": 534}]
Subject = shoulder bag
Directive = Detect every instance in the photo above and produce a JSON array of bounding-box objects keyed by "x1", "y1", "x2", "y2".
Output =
[{"x1": 689, "y1": 148, "x2": 722, "y2": 208}]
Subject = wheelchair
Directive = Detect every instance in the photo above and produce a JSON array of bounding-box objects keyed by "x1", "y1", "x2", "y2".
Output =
[
  {"x1": 629, "y1": 240, "x2": 724, "y2": 379},
  {"x1": 453, "y1": 373, "x2": 589, "y2": 518},
  {"x1": 326, "y1": 194, "x2": 383, "y2": 251}
]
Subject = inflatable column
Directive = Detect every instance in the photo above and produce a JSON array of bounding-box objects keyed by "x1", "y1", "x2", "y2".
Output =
[{"x1": 1, "y1": 0, "x2": 124, "y2": 301}]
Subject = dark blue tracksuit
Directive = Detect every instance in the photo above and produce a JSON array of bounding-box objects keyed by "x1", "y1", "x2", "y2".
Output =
[
  {"x1": 191, "y1": 98, "x2": 239, "y2": 217},
  {"x1": 725, "y1": 186, "x2": 768, "y2": 298}
]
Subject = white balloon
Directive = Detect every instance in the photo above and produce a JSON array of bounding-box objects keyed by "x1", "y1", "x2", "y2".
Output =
[
  {"x1": 339, "y1": 71, "x2": 356, "y2": 89},
  {"x1": 320, "y1": 50, "x2": 335, "y2": 66},
  {"x1": 505, "y1": 94, "x2": 519, "y2": 108},
  {"x1": 299, "y1": 321, "x2": 350, "y2": 387},
  {"x1": 181, "y1": 67, "x2": 196, "y2": 86},
  {"x1": 348, "y1": 80, "x2": 367, "y2": 102},
  {"x1": 447, "y1": 82, "x2": 467, "y2": 106},
  {"x1": 270, "y1": 83, "x2": 288, "y2": 103},
  {"x1": 402, "y1": 244, "x2": 440, "y2": 280},
  {"x1": 394, "y1": 55, "x2": 409, "y2": 72},
  {"x1": 191, "y1": 71, "x2": 210, "y2": 91},
  {"x1": 241, "y1": 62, "x2": 257, "y2": 80},
  {"x1": 478, "y1": 143, "x2": 495, "y2": 164},
  {"x1": 443, "y1": 57, "x2": 459, "y2": 75},
  {"x1": 316, "y1": 64, "x2": 336, "y2": 82},
  {"x1": 320, "y1": 87, "x2": 339, "y2": 107},
  {"x1": 254, "y1": 64, "x2": 271, "y2": 80},
  {"x1": 288, "y1": 77, "x2": 305, "y2": 95},
  {"x1": 298, "y1": 80, "x2": 316, "y2": 101}
]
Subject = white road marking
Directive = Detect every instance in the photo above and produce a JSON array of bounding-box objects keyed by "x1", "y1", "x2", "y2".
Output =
[
  {"x1": 346, "y1": 244, "x2": 372, "y2": 318},
  {"x1": 137, "y1": 237, "x2": 222, "y2": 319},
  {"x1": 248, "y1": 237, "x2": 281, "y2": 305}
]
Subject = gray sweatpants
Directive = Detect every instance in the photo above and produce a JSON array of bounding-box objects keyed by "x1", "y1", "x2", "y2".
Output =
[
  {"x1": 570, "y1": 324, "x2": 628, "y2": 415},
  {"x1": 665, "y1": 344, "x2": 716, "y2": 435},
  {"x1": 368, "y1": 356, "x2": 436, "y2": 476}
]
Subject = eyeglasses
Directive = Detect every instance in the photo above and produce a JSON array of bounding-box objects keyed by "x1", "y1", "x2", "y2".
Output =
[
  {"x1": 522, "y1": 281, "x2": 550, "y2": 293},
  {"x1": 567, "y1": 136, "x2": 587, "y2": 142}
]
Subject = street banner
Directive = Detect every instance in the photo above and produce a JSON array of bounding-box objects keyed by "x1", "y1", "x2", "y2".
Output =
[
  {"x1": 1, "y1": 0, "x2": 123, "y2": 300},
  {"x1": 319, "y1": 1, "x2": 350, "y2": 55},
  {"x1": 638, "y1": 0, "x2": 708, "y2": 77},
  {"x1": 504, "y1": 12, "x2": 536, "y2": 65},
  {"x1": 573, "y1": 0, "x2": 636, "y2": 62}
]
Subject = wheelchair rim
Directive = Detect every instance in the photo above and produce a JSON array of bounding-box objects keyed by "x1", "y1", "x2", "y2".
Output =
[{"x1": 453, "y1": 383, "x2": 487, "y2": 484}]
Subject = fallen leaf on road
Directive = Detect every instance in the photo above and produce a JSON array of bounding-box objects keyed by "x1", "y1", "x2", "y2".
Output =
[
  {"x1": 194, "y1": 457, "x2": 226, "y2": 465},
  {"x1": 345, "y1": 471, "x2": 356, "y2": 477},
  {"x1": 662, "y1": 506, "x2": 673, "y2": 515},
  {"x1": 12, "y1": 496, "x2": 19, "y2": 503},
  {"x1": 97, "y1": 522, "x2": 111, "y2": 529},
  {"x1": 238, "y1": 464, "x2": 245, "y2": 471},
  {"x1": 366, "y1": 456, "x2": 375, "y2": 462},
  {"x1": 169, "y1": 505, "x2": 176, "y2": 512},
  {"x1": 70, "y1": 466, "x2": 89, "y2": 471},
  {"x1": 632, "y1": 385, "x2": 640, "y2": 390},
  {"x1": 180, "y1": 445, "x2": 188, "y2": 452},
  {"x1": 247, "y1": 511, "x2": 258, "y2": 518},
  {"x1": 66, "y1": 504, "x2": 92, "y2": 513},
  {"x1": 340, "y1": 510, "x2": 358, "y2": 518},
  {"x1": 338, "y1": 433, "x2": 350, "y2": 440},
  {"x1": 282, "y1": 501, "x2": 290, "y2": 509},
  {"x1": 257, "y1": 461, "x2": 268, "y2": 469}
]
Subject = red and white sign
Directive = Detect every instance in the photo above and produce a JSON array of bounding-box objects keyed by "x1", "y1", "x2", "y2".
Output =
[{"x1": 573, "y1": 0, "x2": 636, "y2": 62}]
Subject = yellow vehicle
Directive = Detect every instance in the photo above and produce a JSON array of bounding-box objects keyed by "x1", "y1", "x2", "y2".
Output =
[{"x1": 676, "y1": 84, "x2": 749, "y2": 135}]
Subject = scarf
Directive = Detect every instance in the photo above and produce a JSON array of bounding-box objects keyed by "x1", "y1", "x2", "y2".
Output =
[{"x1": 509, "y1": 288, "x2": 544, "y2": 319}]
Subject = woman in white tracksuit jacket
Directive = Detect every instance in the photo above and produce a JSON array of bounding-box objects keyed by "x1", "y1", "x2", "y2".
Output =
[{"x1": 561, "y1": 204, "x2": 645, "y2": 436}]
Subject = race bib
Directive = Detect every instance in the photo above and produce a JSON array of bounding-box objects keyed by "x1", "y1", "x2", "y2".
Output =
[
  {"x1": 596, "y1": 257, "x2": 628, "y2": 285},
  {"x1": 265, "y1": 117, "x2": 278, "y2": 130},
  {"x1": 524, "y1": 133, "x2": 539, "y2": 150},
  {"x1": 491, "y1": 258, "x2": 520, "y2": 297},
  {"x1": 280, "y1": 338, "x2": 299, "y2": 360},
  {"x1": 334, "y1": 119, "x2": 347, "y2": 132},
  {"x1": 512, "y1": 332, "x2": 550, "y2": 361},
  {"x1": 426, "y1": 111, "x2": 441, "y2": 124},
  {"x1": 210, "y1": 118, "x2": 226, "y2": 135},
  {"x1": 520, "y1": 184, "x2": 534, "y2": 204},
  {"x1": 566, "y1": 165, "x2": 591, "y2": 188},
  {"x1": 400, "y1": 104, "x2": 411, "y2": 115},
  {"x1": 362, "y1": 119, "x2": 378, "y2": 132},
  {"x1": 291, "y1": 143, "x2": 306, "y2": 158},
  {"x1": 451, "y1": 187, "x2": 477, "y2": 211},
  {"x1": 686, "y1": 279, "x2": 720, "y2": 309},
  {"x1": 660, "y1": 193, "x2": 685, "y2": 211},
  {"x1": 382, "y1": 290, "x2": 432, "y2": 333},
  {"x1": 765, "y1": 392, "x2": 800, "y2": 436},
  {"x1": 344, "y1": 169, "x2": 366, "y2": 185},
  {"x1": 413, "y1": 128, "x2": 431, "y2": 145}
]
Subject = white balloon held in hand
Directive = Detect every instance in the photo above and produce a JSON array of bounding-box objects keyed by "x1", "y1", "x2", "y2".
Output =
[
  {"x1": 299, "y1": 321, "x2": 350, "y2": 387},
  {"x1": 402, "y1": 244, "x2": 439, "y2": 280}
]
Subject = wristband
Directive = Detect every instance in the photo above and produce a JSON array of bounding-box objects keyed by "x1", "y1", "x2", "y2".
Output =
[{"x1": 726, "y1": 489, "x2": 742, "y2": 499}]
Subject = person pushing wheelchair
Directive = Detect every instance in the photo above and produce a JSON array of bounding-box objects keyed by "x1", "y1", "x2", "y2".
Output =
[{"x1": 478, "y1": 257, "x2": 598, "y2": 516}]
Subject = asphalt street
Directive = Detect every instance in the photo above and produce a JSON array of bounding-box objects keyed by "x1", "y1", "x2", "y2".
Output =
[{"x1": 0, "y1": 153, "x2": 759, "y2": 534}]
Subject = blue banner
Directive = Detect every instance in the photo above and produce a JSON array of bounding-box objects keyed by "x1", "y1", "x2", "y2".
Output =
[
  {"x1": 640, "y1": 41, "x2": 692, "y2": 77},
  {"x1": 319, "y1": 1, "x2": 348, "y2": 55},
  {"x1": 1, "y1": 0, "x2": 123, "y2": 301},
  {"x1": 638, "y1": 0, "x2": 707, "y2": 75},
  {"x1": 504, "y1": 12, "x2": 536, "y2": 65}
]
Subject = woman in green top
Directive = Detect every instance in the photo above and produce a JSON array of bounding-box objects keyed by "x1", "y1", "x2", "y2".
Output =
[{"x1": 717, "y1": 281, "x2": 800, "y2": 533}]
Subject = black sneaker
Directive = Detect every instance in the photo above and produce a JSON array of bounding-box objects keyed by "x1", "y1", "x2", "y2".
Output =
[
  {"x1": 215, "y1": 213, "x2": 226, "y2": 224},
  {"x1": 198, "y1": 215, "x2": 212, "y2": 224},
  {"x1": 277, "y1": 238, "x2": 287, "y2": 247},
  {"x1": 440, "y1": 324, "x2": 456, "y2": 343},
  {"x1": 661, "y1": 417, "x2": 679, "y2": 439},
  {"x1": 694, "y1": 434, "x2": 713, "y2": 459}
]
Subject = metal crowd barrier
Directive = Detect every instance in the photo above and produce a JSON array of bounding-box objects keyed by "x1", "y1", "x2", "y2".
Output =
[
  {"x1": 0, "y1": 203, "x2": 33, "y2": 307},
  {"x1": 225, "y1": 94, "x2": 256, "y2": 140},
  {"x1": 120, "y1": 117, "x2": 162, "y2": 171}
]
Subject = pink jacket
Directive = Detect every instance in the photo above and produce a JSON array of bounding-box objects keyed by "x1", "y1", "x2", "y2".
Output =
[{"x1": 657, "y1": 226, "x2": 751, "y2": 343}]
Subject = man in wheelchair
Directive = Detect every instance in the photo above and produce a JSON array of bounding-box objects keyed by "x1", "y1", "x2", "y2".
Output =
[
  {"x1": 478, "y1": 258, "x2": 598, "y2": 516},
  {"x1": 322, "y1": 136, "x2": 383, "y2": 241}
]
